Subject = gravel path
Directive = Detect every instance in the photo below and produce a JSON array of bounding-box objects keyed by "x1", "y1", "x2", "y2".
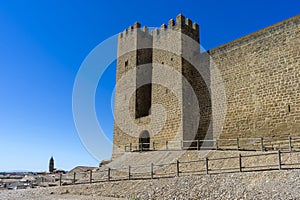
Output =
[
  {"x1": 0, "y1": 189, "x2": 125, "y2": 200},
  {"x1": 1, "y1": 169, "x2": 299, "y2": 199}
]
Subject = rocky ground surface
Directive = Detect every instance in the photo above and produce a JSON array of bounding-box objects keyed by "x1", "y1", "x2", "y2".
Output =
[
  {"x1": 1, "y1": 150, "x2": 299, "y2": 199},
  {"x1": 0, "y1": 169, "x2": 299, "y2": 200}
]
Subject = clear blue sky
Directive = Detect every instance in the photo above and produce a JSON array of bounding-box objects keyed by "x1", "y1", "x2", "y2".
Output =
[{"x1": 0, "y1": 0, "x2": 298, "y2": 172}]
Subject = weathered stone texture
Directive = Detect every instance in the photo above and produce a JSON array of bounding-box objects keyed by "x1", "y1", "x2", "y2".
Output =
[
  {"x1": 210, "y1": 15, "x2": 300, "y2": 139},
  {"x1": 113, "y1": 14, "x2": 300, "y2": 158}
]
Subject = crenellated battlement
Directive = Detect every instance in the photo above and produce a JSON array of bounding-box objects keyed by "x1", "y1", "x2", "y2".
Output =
[
  {"x1": 119, "y1": 14, "x2": 199, "y2": 40},
  {"x1": 114, "y1": 13, "x2": 300, "y2": 159},
  {"x1": 152, "y1": 14, "x2": 199, "y2": 35},
  {"x1": 119, "y1": 21, "x2": 151, "y2": 39},
  {"x1": 175, "y1": 14, "x2": 199, "y2": 31}
]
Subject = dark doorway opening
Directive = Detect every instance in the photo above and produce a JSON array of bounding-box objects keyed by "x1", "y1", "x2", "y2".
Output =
[{"x1": 139, "y1": 131, "x2": 150, "y2": 151}]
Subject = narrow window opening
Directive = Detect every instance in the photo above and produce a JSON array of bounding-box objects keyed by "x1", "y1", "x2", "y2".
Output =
[
  {"x1": 135, "y1": 49, "x2": 152, "y2": 119},
  {"x1": 288, "y1": 104, "x2": 291, "y2": 113},
  {"x1": 125, "y1": 60, "x2": 128, "y2": 67},
  {"x1": 171, "y1": 58, "x2": 173, "y2": 61},
  {"x1": 161, "y1": 62, "x2": 164, "y2": 65}
]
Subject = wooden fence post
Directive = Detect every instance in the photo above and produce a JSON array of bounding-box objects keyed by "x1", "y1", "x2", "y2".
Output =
[
  {"x1": 59, "y1": 174, "x2": 62, "y2": 186},
  {"x1": 260, "y1": 138, "x2": 264, "y2": 151},
  {"x1": 237, "y1": 138, "x2": 240, "y2": 150},
  {"x1": 239, "y1": 154, "x2": 242, "y2": 172},
  {"x1": 128, "y1": 165, "x2": 131, "y2": 180},
  {"x1": 130, "y1": 143, "x2": 132, "y2": 151},
  {"x1": 278, "y1": 150, "x2": 282, "y2": 170},
  {"x1": 289, "y1": 136, "x2": 292, "y2": 151},
  {"x1": 89, "y1": 170, "x2": 92, "y2": 184},
  {"x1": 205, "y1": 158, "x2": 209, "y2": 175},
  {"x1": 176, "y1": 160, "x2": 180, "y2": 177},
  {"x1": 73, "y1": 172, "x2": 76, "y2": 185},
  {"x1": 216, "y1": 139, "x2": 219, "y2": 150},
  {"x1": 153, "y1": 142, "x2": 155, "y2": 151},
  {"x1": 108, "y1": 168, "x2": 111, "y2": 182},
  {"x1": 151, "y1": 163, "x2": 154, "y2": 179},
  {"x1": 166, "y1": 141, "x2": 168, "y2": 150}
]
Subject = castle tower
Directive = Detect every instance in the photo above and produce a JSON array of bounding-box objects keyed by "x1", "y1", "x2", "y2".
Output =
[
  {"x1": 113, "y1": 21, "x2": 153, "y2": 155},
  {"x1": 49, "y1": 156, "x2": 54, "y2": 173},
  {"x1": 113, "y1": 14, "x2": 211, "y2": 157},
  {"x1": 113, "y1": 14, "x2": 300, "y2": 156},
  {"x1": 151, "y1": 14, "x2": 211, "y2": 148}
]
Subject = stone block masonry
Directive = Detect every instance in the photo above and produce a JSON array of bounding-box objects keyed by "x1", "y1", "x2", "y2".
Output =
[
  {"x1": 112, "y1": 14, "x2": 300, "y2": 158},
  {"x1": 210, "y1": 15, "x2": 300, "y2": 140}
]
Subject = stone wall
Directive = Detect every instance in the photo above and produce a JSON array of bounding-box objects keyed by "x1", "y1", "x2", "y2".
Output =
[
  {"x1": 210, "y1": 14, "x2": 300, "y2": 140},
  {"x1": 113, "y1": 15, "x2": 204, "y2": 157},
  {"x1": 113, "y1": 14, "x2": 300, "y2": 158}
]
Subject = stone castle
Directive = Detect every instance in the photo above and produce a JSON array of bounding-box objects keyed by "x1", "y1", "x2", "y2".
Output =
[{"x1": 113, "y1": 14, "x2": 300, "y2": 157}]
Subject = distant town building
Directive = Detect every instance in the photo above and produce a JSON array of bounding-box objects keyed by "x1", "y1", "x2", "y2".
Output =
[
  {"x1": 49, "y1": 156, "x2": 54, "y2": 173},
  {"x1": 67, "y1": 166, "x2": 97, "y2": 175}
]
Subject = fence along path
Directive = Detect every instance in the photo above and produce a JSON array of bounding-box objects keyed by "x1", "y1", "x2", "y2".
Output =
[
  {"x1": 59, "y1": 150, "x2": 300, "y2": 186},
  {"x1": 124, "y1": 137, "x2": 300, "y2": 152}
]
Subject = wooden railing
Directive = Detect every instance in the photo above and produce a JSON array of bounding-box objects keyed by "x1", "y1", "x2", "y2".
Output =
[
  {"x1": 124, "y1": 137, "x2": 300, "y2": 152},
  {"x1": 58, "y1": 150, "x2": 300, "y2": 186}
]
